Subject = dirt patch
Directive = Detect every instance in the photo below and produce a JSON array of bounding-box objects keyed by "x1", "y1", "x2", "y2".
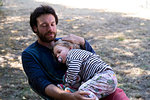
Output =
[{"x1": 0, "y1": 0, "x2": 150, "y2": 100}]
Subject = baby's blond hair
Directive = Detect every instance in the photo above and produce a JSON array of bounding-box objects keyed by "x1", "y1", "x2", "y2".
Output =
[{"x1": 53, "y1": 39, "x2": 80, "y2": 49}]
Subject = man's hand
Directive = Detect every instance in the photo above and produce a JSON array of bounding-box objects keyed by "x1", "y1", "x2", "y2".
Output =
[
  {"x1": 45, "y1": 84, "x2": 96, "y2": 100},
  {"x1": 60, "y1": 91, "x2": 96, "y2": 100},
  {"x1": 62, "y1": 34, "x2": 85, "y2": 49}
]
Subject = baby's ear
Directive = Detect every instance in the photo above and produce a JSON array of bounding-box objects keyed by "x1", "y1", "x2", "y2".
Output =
[{"x1": 69, "y1": 46, "x2": 73, "y2": 50}]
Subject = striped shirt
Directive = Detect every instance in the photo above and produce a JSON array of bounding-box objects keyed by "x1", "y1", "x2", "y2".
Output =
[{"x1": 66, "y1": 49, "x2": 112, "y2": 87}]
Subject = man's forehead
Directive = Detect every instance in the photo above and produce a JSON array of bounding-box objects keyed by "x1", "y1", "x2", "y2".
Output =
[{"x1": 37, "y1": 14, "x2": 55, "y2": 23}]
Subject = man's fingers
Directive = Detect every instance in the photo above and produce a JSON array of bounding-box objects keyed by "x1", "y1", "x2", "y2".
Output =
[
  {"x1": 62, "y1": 34, "x2": 85, "y2": 47},
  {"x1": 72, "y1": 91, "x2": 96, "y2": 100},
  {"x1": 62, "y1": 36, "x2": 72, "y2": 42},
  {"x1": 78, "y1": 91, "x2": 97, "y2": 100},
  {"x1": 78, "y1": 91, "x2": 90, "y2": 96}
]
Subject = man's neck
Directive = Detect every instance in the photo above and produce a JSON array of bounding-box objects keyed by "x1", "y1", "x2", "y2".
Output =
[{"x1": 38, "y1": 39, "x2": 55, "y2": 49}]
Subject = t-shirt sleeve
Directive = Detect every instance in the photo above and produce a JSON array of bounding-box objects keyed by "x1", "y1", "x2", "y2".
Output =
[
  {"x1": 82, "y1": 40, "x2": 95, "y2": 53},
  {"x1": 22, "y1": 51, "x2": 51, "y2": 97}
]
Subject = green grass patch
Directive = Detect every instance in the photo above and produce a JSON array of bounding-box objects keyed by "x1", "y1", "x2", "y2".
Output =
[
  {"x1": 115, "y1": 36, "x2": 125, "y2": 41},
  {"x1": 118, "y1": 83, "x2": 141, "y2": 91}
]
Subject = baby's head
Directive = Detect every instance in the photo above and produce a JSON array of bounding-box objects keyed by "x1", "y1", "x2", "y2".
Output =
[{"x1": 53, "y1": 40, "x2": 80, "y2": 63}]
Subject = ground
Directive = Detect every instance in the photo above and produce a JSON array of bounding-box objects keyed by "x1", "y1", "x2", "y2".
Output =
[{"x1": 0, "y1": 0, "x2": 150, "y2": 100}]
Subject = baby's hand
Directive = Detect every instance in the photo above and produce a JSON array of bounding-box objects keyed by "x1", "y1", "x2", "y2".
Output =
[
  {"x1": 64, "y1": 83, "x2": 70, "y2": 87},
  {"x1": 57, "y1": 84, "x2": 65, "y2": 90}
]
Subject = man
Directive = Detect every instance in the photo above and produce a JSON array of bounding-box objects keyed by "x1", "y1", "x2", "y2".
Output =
[{"x1": 22, "y1": 5, "x2": 129, "y2": 100}]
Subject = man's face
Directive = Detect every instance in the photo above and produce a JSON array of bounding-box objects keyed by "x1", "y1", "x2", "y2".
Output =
[{"x1": 34, "y1": 14, "x2": 57, "y2": 43}]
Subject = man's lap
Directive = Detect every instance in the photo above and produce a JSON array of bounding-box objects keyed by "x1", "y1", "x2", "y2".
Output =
[{"x1": 101, "y1": 88, "x2": 129, "y2": 100}]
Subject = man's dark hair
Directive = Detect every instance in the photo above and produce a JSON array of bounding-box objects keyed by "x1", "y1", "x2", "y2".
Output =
[{"x1": 30, "y1": 5, "x2": 58, "y2": 33}]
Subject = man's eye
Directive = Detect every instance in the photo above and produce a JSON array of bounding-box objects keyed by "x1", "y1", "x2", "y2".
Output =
[
  {"x1": 51, "y1": 22, "x2": 56, "y2": 26},
  {"x1": 42, "y1": 24, "x2": 47, "y2": 27}
]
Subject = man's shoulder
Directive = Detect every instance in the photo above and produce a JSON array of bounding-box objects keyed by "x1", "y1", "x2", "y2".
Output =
[
  {"x1": 23, "y1": 41, "x2": 38, "y2": 53},
  {"x1": 24, "y1": 41, "x2": 37, "y2": 50}
]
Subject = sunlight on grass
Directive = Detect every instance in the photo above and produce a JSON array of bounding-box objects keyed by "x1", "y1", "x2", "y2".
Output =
[
  {"x1": 104, "y1": 33, "x2": 125, "y2": 40},
  {"x1": 35, "y1": 0, "x2": 150, "y2": 19},
  {"x1": 4, "y1": 16, "x2": 26, "y2": 24},
  {"x1": 113, "y1": 48, "x2": 134, "y2": 56},
  {"x1": 125, "y1": 67, "x2": 150, "y2": 77},
  {"x1": 0, "y1": 26, "x2": 3, "y2": 30},
  {"x1": 1, "y1": 53, "x2": 22, "y2": 69},
  {"x1": 120, "y1": 39, "x2": 142, "y2": 50},
  {"x1": 125, "y1": 30, "x2": 134, "y2": 33},
  {"x1": 11, "y1": 30, "x2": 18, "y2": 34}
]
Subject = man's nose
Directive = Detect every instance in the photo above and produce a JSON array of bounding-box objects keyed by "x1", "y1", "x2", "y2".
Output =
[{"x1": 47, "y1": 25, "x2": 53, "y2": 31}]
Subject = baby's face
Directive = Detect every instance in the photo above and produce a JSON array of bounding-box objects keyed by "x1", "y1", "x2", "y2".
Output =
[{"x1": 53, "y1": 45, "x2": 70, "y2": 63}]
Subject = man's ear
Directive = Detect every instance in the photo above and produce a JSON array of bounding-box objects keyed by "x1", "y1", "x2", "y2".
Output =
[{"x1": 33, "y1": 26, "x2": 37, "y2": 33}]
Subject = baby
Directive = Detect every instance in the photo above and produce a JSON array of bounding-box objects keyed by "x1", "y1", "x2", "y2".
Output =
[{"x1": 53, "y1": 40, "x2": 118, "y2": 99}]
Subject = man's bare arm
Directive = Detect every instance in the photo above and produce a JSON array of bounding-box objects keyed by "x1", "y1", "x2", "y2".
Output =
[
  {"x1": 45, "y1": 84, "x2": 96, "y2": 100},
  {"x1": 62, "y1": 34, "x2": 85, "y2": 49}
]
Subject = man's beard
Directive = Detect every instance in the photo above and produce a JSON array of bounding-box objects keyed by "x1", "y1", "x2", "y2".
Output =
[{"x1": 37, "y1": 30, "x2": 56, "y2": 43}]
